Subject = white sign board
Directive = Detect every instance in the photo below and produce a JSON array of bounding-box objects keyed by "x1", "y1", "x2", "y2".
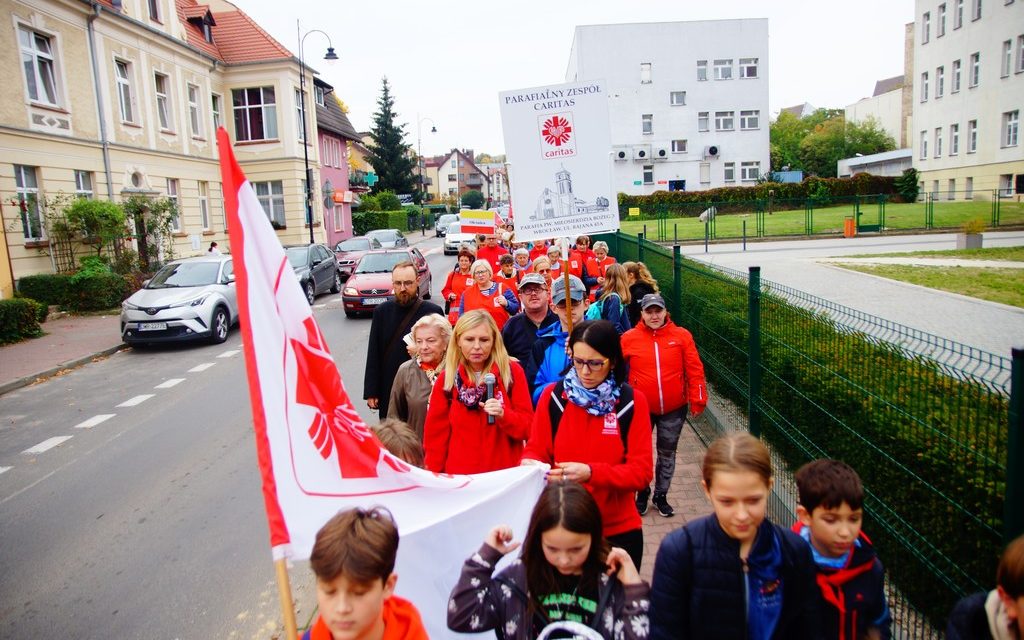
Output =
[{"x1": 499, "y1": 80, "x2": 617, "y2": 243}]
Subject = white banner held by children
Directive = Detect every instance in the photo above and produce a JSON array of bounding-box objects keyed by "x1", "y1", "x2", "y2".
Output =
[{"x1": 499, "y1": 80, "x2": 618, "y2": 243}]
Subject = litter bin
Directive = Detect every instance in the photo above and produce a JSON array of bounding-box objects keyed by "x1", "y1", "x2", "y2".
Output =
[{"x1": 843, "y1": 216, "x2": 856, "y2": 238}]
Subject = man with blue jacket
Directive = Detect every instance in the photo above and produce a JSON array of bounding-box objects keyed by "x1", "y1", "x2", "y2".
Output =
[{"x1": 524, "y1": 275, "x2": 589, "y2": 405}]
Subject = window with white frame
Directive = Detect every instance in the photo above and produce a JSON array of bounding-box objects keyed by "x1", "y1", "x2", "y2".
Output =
[
  {"x1": 972, "y1": 0, "x2": 982, "y2": 20},
  {"x1": 148, "y1": 0, "x2": 160, "y2": 21},
  {"x1": 713, "y1": 59, "x2": 733, "y2": 80},
  {"x1": 74, "y1": 170, "x2": 93, "y2": 198},
  {"x1": 697, "y1": 60, "x2": 707, "y2": 81},
  {"x1": 670, "y1": 91, "x2": 686, "y2": 106},
  {"x1": 232, "y1": 87, "x2": 277, "y2": 141},
  {"x1": 938, "y1": 3, "x2": 947, "y2": 35},
  {"x1": 935, "y1": 127, "x2": 943, "y2": 156},
  {"x1": 450, "y1": 159, "x2": 456, "y2": 168},
  {"x1": 955, "y1": 0, "x2": 964, "y2": 27},
  {"x1": 295, "y1": 88, "x2": 306, "y2": 142},
  {"x1": 1004, "y1": 110, "x2": 1020, "y2": 147},
  {"x1": 950, "y1": 123, "x2": 960, "y2": 154},
  {"x1": 14, "y1": 165, "x2": 43, "y2": 241},
  {"x1": 715, "y1": 111, "x2": 735, "y2": 131},
  {"x1": 641, "y1": 113, "x2": 653, "y2": 135},
  {"x1": 740, "y1": 161, "x2": 760, "y2": 181},
  {"x1": 188, "y1": 84, "x2": 202, "y2": 138},
  {"x1": 724, "y1": 162, "x2": 736, "y2": 182},
  {"x1": 952, "y1": 59, "x2": 962, "y2": 91},
  {"x1": 671, "y1": 139, "x2": 687, "y2": 153},
  {"x1": 18, "y1": 26, "x2": 59, "y2": 106},
  {"x1": 739, "y1": 58, "x2": 758, "y2": 78},
  {"x1": 640, "y1": 62, "x2": 652, "y2": 84},
  {"x1": 115, "y1": 60, "x2": 135, "y2": 123},
  {"x1": 948, "y1": 179, "x2": 956, "y2": 199},
  {"x1": 937, "y1": 66, "x2": 945, "y2": 97},
  {"x1": 922, "y1": 12, "x2": 930, "y2": 43},
  {"x1": 166, "y1": 178, "x2": 181, "y2": 231},
  {"x1": 920, "y1": 130, "x2": 928, "y2": 159},
  {"x1": 1000, "y1": 174, "x2": 1014, "y2": 196},
  {"x1": 967, "y1": 119, "x2": 978, "y2": 152},
  {"x1": 698, "y1": 111, "x2": 709, "y2": 132},
  {"x1": 921, "y1": 72, "x2": 929, "y2": 101},
  {"x1": 966, "y1": 176, "x2": 974, "y2": 198},
  {"x1": 642, "y1": 165, "x2": 654, "y2": 185},
  {"x1": 969, "y1": 52, "x2": 980, "y2": 87},
  {"x1": 253, "y1": 180, "x2": 285, "y2": 226},
  {"x1": 154, "y1": 72, "x2": 172, "y2": 131},
  {"x1": 932, "y1": 180, "x2": 940, "y2": 196},
  {"x1": 447, "y1": 173, "x2": 457, "y2": 181},
  {"x1": 333, "y1": 205, "x2": 343, "y2": 232},
  {"x1": 211, "y1": 93, "x2": 222, "y2": 129},
  {"x1": 315, "y1": 85, "x2": 325, "y2": 106},
  {"x1": 740, "y1": 110, "x2": 760, "y2": 130},
  {"x1": 1018, "y1": 35, "x2": 1024, "y2": 72},
  {"x1": 1003, "y1": 40, "x2": 1013, "y2": 77},
  {"x1": 198, "y1": 181, "x2": 210, "y2": 229}
]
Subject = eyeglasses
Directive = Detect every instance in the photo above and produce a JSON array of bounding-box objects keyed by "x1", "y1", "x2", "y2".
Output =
[
  {"x1": 392, "y1": 280, "x2": 416, "y2": 288},
  {"x1": 472, "y1": 270, "x2": 490, "y2": 276},
  {"x1": 572, "y1": 357, "x2": 608, "y2": 371},
  {"x1": 554, "y1": 299, "x2": 583, "y2": 309},
  {"x1": 520, "y1": 286, "x2": 545, "y2": 295},
  {"x1": 535, "y1": 268, "x2": 551, "y2": 274}
]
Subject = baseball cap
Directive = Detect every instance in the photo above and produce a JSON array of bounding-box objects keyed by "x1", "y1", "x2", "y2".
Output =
[
  {"x1": 640, "y1": 293, "x2": 666, "y2": 310},
  {"x1": 517, "y1": 273, "x2": 547, "y2": 290},
  {"x1": 551, "y1": 275, "x2": 586, "y2": 305}
]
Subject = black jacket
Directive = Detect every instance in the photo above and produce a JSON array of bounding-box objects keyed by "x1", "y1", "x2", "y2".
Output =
[
  {"x1": 501, "y1": 309, "x2": 559, "y2": 364},
  {"x1": 363, "y1": 298, "x2": 443, "y2": 418},
  {"x1": 946, "y1": 592, "x2": 996, "y2": 640}
]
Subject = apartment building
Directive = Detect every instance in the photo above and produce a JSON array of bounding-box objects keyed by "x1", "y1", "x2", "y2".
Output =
[
  {"x1": 313, "y1": 78, "x2": 361, "y2": 248},
  {"x1": 565, "y1": 20, "x2": 770, "y2": 194},
  {"x1": 434, "y1": 149, "x2": 491, "y2": 203}
]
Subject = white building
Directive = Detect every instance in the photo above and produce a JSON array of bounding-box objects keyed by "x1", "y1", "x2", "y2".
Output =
[
  {"x1": 565, "y1": 20, "x2": 770, "y2": 195},
  {"x1": 845, "y1": 76, "x2": 907, "y2": 148},
  {"x1": 912, "y1": 0, "x2": 1023, "y2": 199}
]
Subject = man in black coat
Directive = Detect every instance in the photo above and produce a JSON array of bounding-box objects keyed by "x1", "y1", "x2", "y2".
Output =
[
  {"x1": 363, "y1": 261, "x2": 443, "y2": 418},
  {"x1": 500, "y1": 273, "x2": 558, "y2": 364}
]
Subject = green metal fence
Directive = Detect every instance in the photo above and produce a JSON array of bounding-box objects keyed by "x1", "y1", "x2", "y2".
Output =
[{"x1": 593, "y1": 230, "x2": 1021, "y2": 637}]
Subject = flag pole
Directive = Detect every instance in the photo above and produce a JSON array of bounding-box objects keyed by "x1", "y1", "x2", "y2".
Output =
[
  {"x1": 275, "y1": 558, "x2": 299, "y2": 640},
  {"x1": 563, "y1": 238, "x2": 573, "y2": 336}
]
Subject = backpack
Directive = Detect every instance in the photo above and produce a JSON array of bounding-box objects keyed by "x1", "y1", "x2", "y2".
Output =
[
  {"x1": 547, "y1": 380, "x2": 635, "y2": 449},
  {"x1": 585, "y1": 294, "x2": 630, "y2": 333}
]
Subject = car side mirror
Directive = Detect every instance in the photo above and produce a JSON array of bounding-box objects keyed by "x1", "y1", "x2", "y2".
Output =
[
  {"x1": 142, "y1": 279, "x2": 151, "y2": 287},
  {"x1": 225, "y1": 274, "x2": 236, "y2": 284}
]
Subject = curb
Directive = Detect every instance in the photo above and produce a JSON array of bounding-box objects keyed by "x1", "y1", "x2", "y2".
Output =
[{"x1": 0, "y1": 342, "x2": 128, "y2": 398}]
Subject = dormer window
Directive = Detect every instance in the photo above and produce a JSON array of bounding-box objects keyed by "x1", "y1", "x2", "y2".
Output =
[
  {"x1": 186, "y1": 10, "x2": 216, "y2": 44},
  {"x1": 203, "y1": 23, "x2": 212, "y2": 43}
]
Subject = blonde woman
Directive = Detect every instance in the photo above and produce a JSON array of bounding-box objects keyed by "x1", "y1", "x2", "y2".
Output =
[
  {"x1": 588, "y1": 263, "x2": 632, "y2": 334},
  {"x1": 623, "y1": 261, "x2": 660, "y2": 327},
  {"x1": 422, "y1": 310, "x2": 534, "y2": 474},
  {"x1": 531, "y1": 256, "x2": 553, "y2": 289},
  {"x1": 387, "y1": 313, "x2": 452, "y2": 441}
]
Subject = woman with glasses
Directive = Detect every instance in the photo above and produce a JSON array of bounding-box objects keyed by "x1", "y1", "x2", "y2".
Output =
[
  {"x1": 531, "y1": 257, "x2": 554, "y2": 289},
  {"x1": 387, "y1": 313, "x2": 451, "y2": 442},
  {"x1": 522, "y1": 319, "x2": 654, "y2": 570},
  {"x1": 458, "y1": 259, "x2": 520, "y2": 331},
  {"x1": 423, "y1": 310, "x2": 534, "y2": 474}
]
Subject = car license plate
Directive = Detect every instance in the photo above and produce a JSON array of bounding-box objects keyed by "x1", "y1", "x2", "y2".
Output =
[
  {"x1": 363, "y1": 297, "x2": 387, "y2": 305},
  {"x1": 139, "y1": 322, "x2": 168, "y2": 331}
]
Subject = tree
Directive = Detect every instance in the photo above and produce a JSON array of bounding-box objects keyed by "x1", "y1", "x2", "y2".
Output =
[
  {"x1": 461, "y1": 190, "x2": 485, "y2": 209},
  {"x1": 770, "y1": 108, "x2": 847, "y2": 173},
  {"x1": 894, "y1": 168, "x2": 921, "y2": 202},
  {"x1": 64, "y1": 198, "x2": 127, "y2": 257},
  {"x1": 797, "y1": 115, "x2": 897, "y2": 178},
  {"x1": 366, "y1": 77, "x2": 417, "y2": 195}
]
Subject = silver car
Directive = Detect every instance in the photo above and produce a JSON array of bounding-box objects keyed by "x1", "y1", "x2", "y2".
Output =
[
  {"x1": 443, "y1": 222, "x2": 478, "y2": 255},
  {"x1": 121, "y1": 255, "x2": 238, "y2": 346}
]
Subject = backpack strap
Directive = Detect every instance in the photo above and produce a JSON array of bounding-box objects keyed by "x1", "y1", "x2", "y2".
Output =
[{"x1": 548, "y1": 381, "x2": 635, "y2": 450}]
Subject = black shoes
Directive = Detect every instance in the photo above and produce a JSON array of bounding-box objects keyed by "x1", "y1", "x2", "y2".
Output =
[
  {"x1": 652, "y1": 492, "x2": 675, "y2": 517},
  {"x1": 636, "y1": 487, "x2": 651, "y2": 516}
]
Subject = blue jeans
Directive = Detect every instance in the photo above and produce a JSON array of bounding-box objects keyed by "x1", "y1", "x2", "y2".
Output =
[{"x1": 650, "y1": 406, "x2": 687, "y2": 494}]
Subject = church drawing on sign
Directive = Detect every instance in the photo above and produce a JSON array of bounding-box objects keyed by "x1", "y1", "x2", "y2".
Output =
[{"x1": 531, "y1": 166, "x2": 610, "y2": 221}]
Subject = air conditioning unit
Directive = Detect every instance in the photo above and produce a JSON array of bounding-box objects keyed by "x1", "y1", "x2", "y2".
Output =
[
  {"x1": 654, "y1": 147, "x2": 670, "y2": 161},
  {"x1": 613, "y1": 146, "x2": 629, "y2": 161},
  {"x1": 703, "y1": 145, "x2": 720, "y2": 160},
  {"x1": 632, "y1": 145, "x2": 651, "y2": 161}
]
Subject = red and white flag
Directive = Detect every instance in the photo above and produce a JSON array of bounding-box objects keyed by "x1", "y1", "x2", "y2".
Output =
[{"x1": 217, "y1": 129, "x2": 544, "y2": 637}]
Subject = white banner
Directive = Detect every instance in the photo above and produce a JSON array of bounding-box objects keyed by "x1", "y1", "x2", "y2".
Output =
[{"x1": 499, "y1": 80, "x2": 618, "y2": 243}]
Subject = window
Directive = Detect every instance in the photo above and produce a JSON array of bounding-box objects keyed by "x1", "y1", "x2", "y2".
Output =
[
  {"x1": 955, "y1": 0, "x2": 964, "y2": 27},
  {"x1": 698, "y1": 111, "x2": 709, "y2": 131},
  {"x1": 641, "y1": 114, "x2": 653, "y2": 135},
  {"x1": 697, "y1": 60, "x2": 707, "y2": 81},
  {"x1": 935, "y1": 127, "x2": 943, "y2": 156},
  {"x1": 951, "y1": 123, "x2": 960, "y2": 154},
  {"x1": 642, "y1": 165, "x2": 654, "y2": 185},
  {"x1": 253, "y1": 180, "x2": 285, "y2": 226},
  {"x1": 233, "y1": 87, "x2": 277, "y2": 141},
  {"x1": 1019, "y1": 35, "x2": 1024, "y2": 73},
  {"x1": 295, "y1": 88, "x2": 307, "y2": 142},
  {"x1": 740, "y1": 110, "x2": 760, "y2": 130},
  {"x1": 920, "y1": 130, "x2": 928, "y2": 159},
  {"x1": 74, "y1": 170, "x2": 93, "y2": 198},
  {"x1": 315, "y1": 85, "x2": 325, "y2": 107},
  {"x1": 948, "y1": 179, "x2": 956, "y2": 199},
  {"x1": 14, "y1": 165, "x2": 43, "y2": 241},
  {"x1": 670, "y1": 91, "x2": 686, "y2": 106},
  {"x1": 1004, "y1": 110, "x2": 1020, "y2": 147},
  {"x1": 19, "y1": 26, "x2": 59, "y2": 106},
  {"x1": 972, "y1": 0, "x2": 982, "y2": 19},
  {"x1": 937, "y1": 66, "x2": 945, "y2": 97},
  {"x1": 333, "y1": 205, "x2": 343, "y2": 232},
  {"x1": 952, "y1": 59, "x2": 962, "y2": 92},
  {"x1": 671, "y1": 139, "x2": 687, "y2": 153},
  {"x1": 922, "y1": 12, "x2": 930, "y2": 43},
  {"x1": 154, "y1": 72, "x2": 172, "y2": 131},
  {"x1": 968, "y1": 119, "x2": 978, "y2": 152},
  {"x1": 739, "y1": 58, "x2": 758, "y2": 78},
  {"x1": 715, "y1": 111, "x2": 734, "y2": 131},
  {"x1": 724, "y1": 162, "x2": 736, "y2": 182},
  {"x1": 740, "y1": 161, "x2": 760, "y2": 181},
  {"x1": 148, "y1": 0, "x2": 160, "y2": 21},
  {"x1": 966, "y1": 177, "x2": 974, "y2": 198},
  {"x1": 932, "y1": 180, "x2": 940, "y2": 197},
  {"x1": 1000, "y1": 174, "x2": 1014, "y2": 196},
  {"x1": 969, "y1": 52, "x2": 980, "y2": 87},
  {"x1": 188, "y1": 84, "x2": 202, "y2": 137},
  {"x1": 167, "y1": 178, "x2": 181, "y2": 231},
  {"x1": 115, "y1": 60, "x2": 135, "y2": 123},
  {"x1": 921, "y1": 72, "x2": 929, "y2": 101},
  {"x1": 447, "y1": 173, "x2": 457, "y2": 181},
  {"x1": 211, "y1": 93, "x2": 222, "y2": 129},
  {"x1": 713, "y1": 59, "x2": 733, "y2": 80},
  {"x1": 938, "y1": 3, "x2": 947, "y2": 35},
  {"x1": 640, "y1": 62, "x2": 651, "y2": 84},
  {"x1": 198, "y1": 181, "x2": 210, "y2": 229},
  {"x1": 1003, "y1": 40, "x2": 1013, "y2": 77}
]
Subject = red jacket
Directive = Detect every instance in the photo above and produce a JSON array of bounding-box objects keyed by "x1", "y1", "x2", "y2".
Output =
[
  {"x1": 442, "y1": 269, "x2": 474, "y2": 305},
  {"x1": 586, "y1": 256, "x2": 616, "y2": 281},
  {"x1": 476, "y1": 245, "x2": 510, "y2": 271},
  {"x1": 493, "y1": 268, "x2": 521, "y2": 290},
  {"x1": 423, "y1": 362, "x2": 534, "y2": 474},
  {"x1": 529, "y1": 244, "x2": 549, "y2": 261},
  {"x1": 523, "y1": 384, "x2": 654, "y2": 537},
  {"x1": 620, "y1": 318, "x2": 707, "y2": 416},
  {"x1": 305, "y1": 595, "x2": 428, "y2": 640}
]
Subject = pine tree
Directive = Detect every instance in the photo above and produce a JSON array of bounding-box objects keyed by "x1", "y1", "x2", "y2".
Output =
[{"x1": 366, "y1": 77, "x2": 416, "y2": 195}]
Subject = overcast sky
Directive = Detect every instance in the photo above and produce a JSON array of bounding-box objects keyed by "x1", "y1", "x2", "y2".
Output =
[{"x1": 231, "y1": 0, "x2": 914, "y2": 158}]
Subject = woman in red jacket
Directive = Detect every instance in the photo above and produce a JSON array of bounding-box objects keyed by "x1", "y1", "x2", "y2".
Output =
[
  {"x1": 522, "y1": 319, "x2": 653, "y2": 570},
  {"x1": 441, "y1": 249, "x2": 476, "y2": 324},
  {"x1": 423, "y1": 310, "x2": 534, "y2": 474}
]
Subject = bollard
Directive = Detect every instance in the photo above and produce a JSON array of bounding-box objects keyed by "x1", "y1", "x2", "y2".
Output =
[
  {"x1": 704, "y1": 222, "x2": 709, "y2": 253},
  {"x1": 743, "y1": 220, "x2": 747, "y2": 251},
  {"x1": 674, "y1": 223, "x2": 678, "y2": 244}
]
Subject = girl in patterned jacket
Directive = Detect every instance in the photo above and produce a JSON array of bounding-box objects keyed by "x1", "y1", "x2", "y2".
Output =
[{"x1": 448, "y1": 482, "x2": 651, "y2": 640}]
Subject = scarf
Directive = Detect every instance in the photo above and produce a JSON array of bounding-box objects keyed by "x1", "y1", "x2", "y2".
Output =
[
  {"x1": 416, "y1": 355, "x2": 442, "y2": 385},
  {"x1": 453, "y1": 365, "x2": 503, "y2": 410},
  {"x1": 562, "y1": 367, "x2": 620, "y2": 416}
]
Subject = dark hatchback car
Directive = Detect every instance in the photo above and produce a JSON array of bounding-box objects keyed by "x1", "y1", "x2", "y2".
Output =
[
  {"x1": 334, "y1": 236, "x2": 383, "y2": 280},
  {"x1": 284, "y1": 243, "x2": 342, "y2": 305},
  {"x1": 341, "y1": 248, "x2": 432, "y2": 318}
]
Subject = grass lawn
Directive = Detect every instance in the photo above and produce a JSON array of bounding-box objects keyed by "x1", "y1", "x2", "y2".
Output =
[
  {"x1": 834, "y1": 263, "x2": 1024, "y2": 308},
  {"x1": 848, "y1": 246, "x2": 1024, "y2": 261}
]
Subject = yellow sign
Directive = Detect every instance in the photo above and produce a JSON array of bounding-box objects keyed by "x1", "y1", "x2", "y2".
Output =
[{"x1": 628, "y1": 207, "x2": 640, "y2": 217}]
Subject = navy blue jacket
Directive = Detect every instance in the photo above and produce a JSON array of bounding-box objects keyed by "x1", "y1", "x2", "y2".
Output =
[
  {"x1": 501, "y1": 309, "x2": 558, "y2": 365},
  {"x1": 650, "y1": 514, "x2": 822, "y2": 640},
  {"x1": 946, "y1": 592, "x2": 996, "y2": 640}
]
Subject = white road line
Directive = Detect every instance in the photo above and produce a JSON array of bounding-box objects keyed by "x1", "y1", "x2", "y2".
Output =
[
  {"x1": 0, "y1": 466, "x2": 11, "y2": 475},
  {"x1": 154, "y1": 378, "x2": 185, "y2": 389},
  {"x1": 74, "y1": 414, "x2": 115, "y2": 429},
  {"x1": 117, "y1": 394, "x2": 155, "y2": 407},
  {"x1": 217, "y1": 350, "x2": 240, "y2": 358},
  {"x1": 22, "y1": 436, "x2": 73, "y2": 455},
  {"x1": 188, "y1": 362, "x2": 216, "y2": 373}
]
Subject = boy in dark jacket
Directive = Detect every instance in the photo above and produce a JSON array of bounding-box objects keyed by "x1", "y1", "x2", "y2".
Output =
[{"x1": 794, "y1": 459, "x2": 891, "y2": 640}]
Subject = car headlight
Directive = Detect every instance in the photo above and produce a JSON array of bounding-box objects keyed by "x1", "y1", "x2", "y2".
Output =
[
  {"x1": 122, "y1": 300, "x2": 140, "y2": 311},
  {"x1": 169, "y1": 294, "x2": 211, "y2": 308},
  {"x1": 343, "y1": 287, "x2": 358, "y2": 296}
]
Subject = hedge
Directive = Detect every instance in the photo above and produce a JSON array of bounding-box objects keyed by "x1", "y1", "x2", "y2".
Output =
[
  {"x1": 352, "y1": 209, "x2": 435, "y2": 235},
  {"x1": 17, "y1": 274, "x2": 74, "y2": 306},
  {"x1": 63, "y1": 272, "x2": 133, "y2": 311},
  {"x1": 0, "y1": 298, "x2": 44, "y2": 344}
]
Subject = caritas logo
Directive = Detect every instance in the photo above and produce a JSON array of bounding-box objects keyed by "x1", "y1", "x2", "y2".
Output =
[{"x1": 538, "y1": 113, "x2": 577, "y2": 159}]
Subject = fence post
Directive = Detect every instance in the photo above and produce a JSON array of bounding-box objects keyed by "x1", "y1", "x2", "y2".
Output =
[
  {"x1": 992, "y1": 190, "x2": 1001, "y2": 228},
  {"x1": 672, "y1": 245, "x2": 683, "y2": 319},
  {"x1": 1006, "y1": 347, "x2": 1024, "y2": 544},
  {"x1": 748, "y1": 266, "x2": 762, "y2": 438},
  {"x1": 637, "y1": 232, "x2": 645, "y2": 263}
]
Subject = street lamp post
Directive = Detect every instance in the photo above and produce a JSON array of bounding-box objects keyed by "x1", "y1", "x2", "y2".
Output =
[
  {"x1": 416, "y1": 114, "x2": 437, "y2": 205},
  {"x1": 297, "y1": 22, "x2": 338, "y2": 245}
]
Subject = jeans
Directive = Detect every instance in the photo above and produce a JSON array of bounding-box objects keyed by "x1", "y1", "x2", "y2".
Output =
[{"x1": 650, "y1": 406, "x2": 687, "y2": 494}]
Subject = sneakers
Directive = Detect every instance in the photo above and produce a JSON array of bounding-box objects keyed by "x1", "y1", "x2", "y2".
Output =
[
  {"x1": 635, "y1": 487, "x2": 651, "y2": 516},
  {"x1": 652, "y1": 492, "x2": 675, "y2": 517}
]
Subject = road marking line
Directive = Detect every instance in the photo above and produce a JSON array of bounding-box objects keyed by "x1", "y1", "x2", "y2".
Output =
[
  {"x1": 0, "y1": 466, "x2": 11, "y2": 475},
  {"x1": 22, "y1": 436, "x2": 73, "y2": 455},
  {"x1": 74, "y1": 414, "x2": 115, "y2": 429},
  {"x1": 117, "y1": 394, "x2": 154, "y2": 407},
  {"x1": 189, "y1": 362, "x2": 216, "y2": 372},
  {"x1": 155, "y1": 378, "x2": 185, "y2": 389},
  {"x1": 217, "y1": 350, "x2": 240, "y2": 358}
]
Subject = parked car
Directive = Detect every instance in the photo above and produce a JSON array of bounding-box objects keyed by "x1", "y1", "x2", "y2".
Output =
[
  {"x1": 342, "y1": 248, "x2": 432, "y2": 318},
  {"x1": 285, "y1": 243, "x2": 342, "y2": 305},
  {"x1": 365, "y1": 228, "x2": 408, "y2": 249},
  {"x1": 443, "y1": 222, "x2": 479, "y2": 255},
  {"x1": 334, "y1": 236, "x2": 383, "y2": 280},
  {"x1": 435, "y1": 213, "x2": 459, "y2": 237},
  {"x1": 121, "y1": 255, "x2": 237, "y2": 346}
]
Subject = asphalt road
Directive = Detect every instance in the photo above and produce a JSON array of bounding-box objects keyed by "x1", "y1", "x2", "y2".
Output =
[{"x1": 0, "y1": 236, "x2": 453, "y2": 639}]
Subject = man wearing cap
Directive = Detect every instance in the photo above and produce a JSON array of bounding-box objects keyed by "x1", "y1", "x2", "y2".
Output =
[
  {"x1": 524, "y1": 274, "x2": 589, "y2": 405},
  {"x1": 501, "y1": 273, "x2": 559, "y2": 365},
  {"x1": 620, "y1": 293, "x2": 707, "y2": 517}
]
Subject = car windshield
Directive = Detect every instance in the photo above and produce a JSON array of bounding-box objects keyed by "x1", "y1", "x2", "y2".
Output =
[
  {"x1": 439, "y1": 215, "x2": 458, "y2": 224},
  {"x1": 355, "y1": 253, "x2": 408, "y2": 274},
  {"x1": 336, "y1": 238, "x2": 369, "y2": 252},
  {"x1": 147, "y1": 261, "x2": 221, "y2": 288},
  {"x1": 447, "y1": 223, "x2": 461, "y2": 234},
  {"x1": 285, "y1": 246, "x2": 310, "y2": 268},
  {"x1": 368, "y1": 230, "x2": 396, "y2": 242}
]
